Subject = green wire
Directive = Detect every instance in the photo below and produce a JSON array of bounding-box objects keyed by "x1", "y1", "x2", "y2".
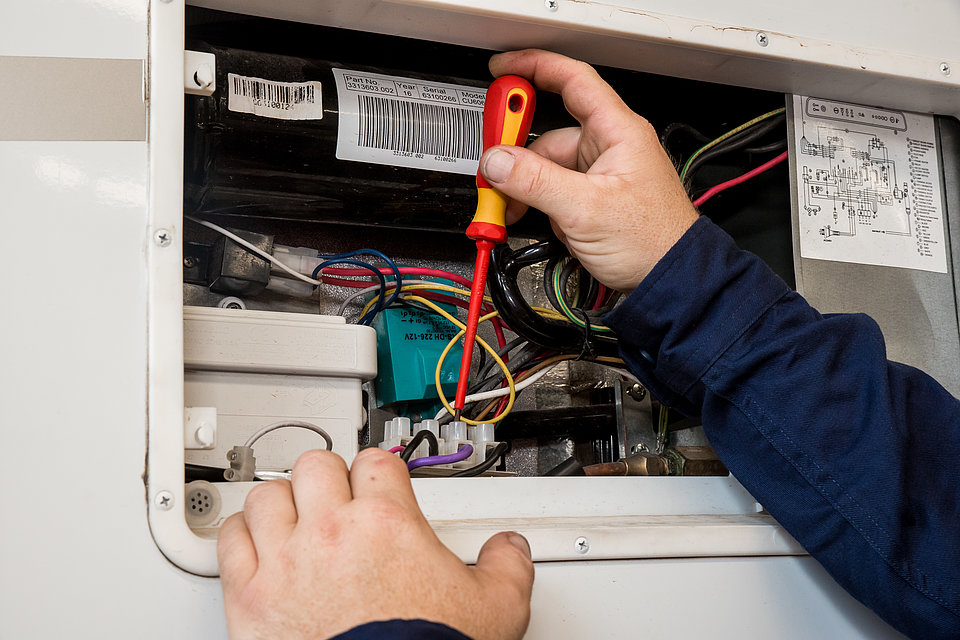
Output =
[
  {"x1": 552, "y1": 258, "x2": 613, "y2": 333},
  {"x1": 679, "y1": 107, "x2": 786, "y2": 182}
]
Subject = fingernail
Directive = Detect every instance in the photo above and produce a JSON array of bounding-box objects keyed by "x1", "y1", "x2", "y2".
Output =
[
  {"x1": 507, "y1": 532, "x2": 532, "y2": 559},
  {"x1": 482, "y1": 148, "x2": 515, "y2": 184}
]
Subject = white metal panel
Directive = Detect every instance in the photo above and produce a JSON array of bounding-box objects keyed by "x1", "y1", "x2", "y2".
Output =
[
  {"x1": 527, "y1": 557, "x2": 906, "y2": 639},
  {"x1": 188, "y1": 0, "x2": 960, "y2": 116}
]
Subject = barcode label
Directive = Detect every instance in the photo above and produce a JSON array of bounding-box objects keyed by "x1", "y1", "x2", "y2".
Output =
[
  {"x1": 227, "y1": 73, "x2": 323, "y2": 120},
  {"x1": 332, "y1": 68, "x2": 486, "y2": 175}
]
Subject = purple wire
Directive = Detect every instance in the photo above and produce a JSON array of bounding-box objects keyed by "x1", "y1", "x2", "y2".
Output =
[{"x1": 407, "y1": 444, "x2": 474, "y2": 471}]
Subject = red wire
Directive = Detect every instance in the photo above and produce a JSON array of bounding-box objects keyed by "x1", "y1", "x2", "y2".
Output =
[
  {"x1": 591, "y1": 283, "x2": 608, "y2": 311},
  {"x1": 693, "y1": 151, "x2": 789, "y2": 208}
]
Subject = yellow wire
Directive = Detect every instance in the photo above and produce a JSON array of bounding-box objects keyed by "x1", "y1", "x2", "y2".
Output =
[{"x1": 402, "y1": 294, "x2": 516, "y2": 426}]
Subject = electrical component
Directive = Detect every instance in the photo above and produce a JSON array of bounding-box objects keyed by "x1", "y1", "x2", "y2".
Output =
[
  {"x1": 207, "y1": 227, "x2": 273, "y2": 296},
  {"x1": 373, "y1": 304, "x2": 461, "y2": 406}
]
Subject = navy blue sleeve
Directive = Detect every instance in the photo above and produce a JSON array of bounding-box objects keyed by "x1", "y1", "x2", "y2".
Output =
[
  {"x1": 604, "y1": 216, "x2": 960, "y2": 639},
  {"x1": 331, "y1": 620, "x2": 472, "y2": 639}
]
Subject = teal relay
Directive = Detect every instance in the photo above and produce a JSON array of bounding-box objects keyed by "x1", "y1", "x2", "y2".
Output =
[{"x1": 373, "y1": 304, "x2": 462, "y2": 406}]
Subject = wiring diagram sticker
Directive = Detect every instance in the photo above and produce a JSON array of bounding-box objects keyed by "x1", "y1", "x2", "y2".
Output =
[{"x1": 792, "y1": 96, "x2": 947, "y2": 273}]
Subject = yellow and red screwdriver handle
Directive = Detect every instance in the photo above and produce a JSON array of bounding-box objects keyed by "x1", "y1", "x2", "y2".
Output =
[{"x1": 454, "y1": 75, "x2": 536, "y2": 418}]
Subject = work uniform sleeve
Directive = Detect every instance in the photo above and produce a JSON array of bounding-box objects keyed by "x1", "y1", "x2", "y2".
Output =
[
  {"x1": 604, "y1": 215, "x2": 960, "y2": 640},
  {"x1": 331, "y1": 620, "x2": 473, "y2": 639}
]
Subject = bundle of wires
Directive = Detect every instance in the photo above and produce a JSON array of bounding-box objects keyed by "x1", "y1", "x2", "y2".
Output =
[
  {"x1": 663, "y1": 107, "x2": 789, "y2": 207},
  {"x1": 188, "y1": 216, "x2": 635, "y2": 429}
]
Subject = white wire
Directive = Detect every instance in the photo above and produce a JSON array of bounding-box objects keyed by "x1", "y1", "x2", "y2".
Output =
[
  {"x1": 434, "y1": 362, "x2": 561, "y2": 421},
  {"x1": 244, "y1": 420, "x2": 334, "y2": 450},
  {"x1": 185, "y1": 216, "x2": 322, "y2": 287},
  {"x1": 336, "y1": 279, "x2": 440, "y2": 316}
]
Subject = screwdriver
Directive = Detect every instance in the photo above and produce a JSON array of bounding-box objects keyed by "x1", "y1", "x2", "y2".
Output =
[{"x1": 453, "y1": 75, "x2": 537, "y2": 421}]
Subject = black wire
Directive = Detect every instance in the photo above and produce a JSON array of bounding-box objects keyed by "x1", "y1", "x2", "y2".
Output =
[
  {"x1": 400, "y1": 430, "x2": 440, "y2": 463},
  {"x1": 474, "y1": 336, "x2": 526, "y2": 388},
  {"x1": 745, "y1": 138, "x2": 788, "y2": 156},
  {"x1": 578, "y1": 267, "x2": 599, "y2": 310},
  {"x1": 660, "y1": 122, "x2": 710, "y2": 149},
  {"x1": 449, "y1": 441, "x2": 510, "y2": 477}
]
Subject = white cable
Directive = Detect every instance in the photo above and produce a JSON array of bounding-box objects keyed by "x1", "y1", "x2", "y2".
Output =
[
  {"x1": 185, "y1": 216, "x2": 323, "y2": 287},
  {"x1": 433, "y1": 363, "x2": 561, "y2": 421},
  {"x1": 336, "y1": 279, "x2": 443, "y2": 316},
  {"x1": 244, "y1": 420, "x2": 334, "y2": 451}
]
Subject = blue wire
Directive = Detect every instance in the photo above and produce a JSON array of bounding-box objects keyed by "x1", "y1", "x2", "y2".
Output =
[
  {"x1": 313, "y1": 249, "x2": 404, "y2": 324},
  {"x1": 311, "y1": 258, "x2": 386, "y2": 325}
]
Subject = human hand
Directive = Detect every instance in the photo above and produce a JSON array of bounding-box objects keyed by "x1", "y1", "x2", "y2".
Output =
[
  {"x1": 479, "y1": 49, "x2": 699, "y2": 292},
  {"x1": 217, "y1": 448, "x2": 535, "y2": 640}
]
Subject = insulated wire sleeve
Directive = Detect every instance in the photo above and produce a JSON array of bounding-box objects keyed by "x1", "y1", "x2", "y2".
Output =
[
  {"x1": 400, "y1": 429, "x2": 441, "y2": 463},
  {"x1": 449, "y1": 441, "x2": 511, "y2": 477},
  {"x1": 244, "y1": 420, "x2": 334, "y2": 451},
  {"x1": 693, "y1": 151, "x2": 789, "y2": 207},
  {"x1": 552, "y1": 258, "x2": 613, "y2": 332},
  {"x1": 185, "y1": 216, "x2": 323, "y2": 287},
  {"x1": 402, "y1": 294, "x2": 516, "y2": 426},
  {"x1": 679, "y1": 107, "x2": 786, "y2": 182},
  {"x1": 407, "y1": 444, "x2": 474, "y2": 471},
  {"x1": 389, "y1": 446, "x2": 405, "y2": 454}
]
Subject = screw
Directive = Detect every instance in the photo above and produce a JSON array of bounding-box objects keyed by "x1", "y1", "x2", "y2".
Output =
[
  {"x1": 228, "y1": 451, "x2": 238, "y2": 461},
  {"x1": 183, "y1": 256, "x2": 198, "y2": 268},
  {"x1": 940, "y1": 63, "x2": 951, "y2": 76},
  {"x1": 544, "y1": 0, "x2": 559, "y2": 11},
  {"x1": 574, "y1": 536, "x2": 590, "y2": 554},
  {"x1": 626, "y1": 383, "x2": 647, "y2": 401},
  {"x1": 756, "y1": 32, "x2": 769, "y2": 47},
  {"x1": 154, "y1": 229, "x2": 172, "y2": 247},
  {"x1": 630, "y1": 443, "x2": 648, "y2": 454},
  {"x1": 154, "y1": 491, "x2": 174, "y2": 510}
]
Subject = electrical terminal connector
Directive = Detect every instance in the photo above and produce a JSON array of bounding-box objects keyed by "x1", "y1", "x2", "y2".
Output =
[{"x1": 224, "y1": 445, "x2": 256, "y2": 482}]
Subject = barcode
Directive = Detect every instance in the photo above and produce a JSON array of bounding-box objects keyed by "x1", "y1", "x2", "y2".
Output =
[
  {"x1": 357, "y1": 95, "x2": 481, "y2": 160},
  {"x1": 231, "y1": 76, "x2": 315, "y2": 110}
]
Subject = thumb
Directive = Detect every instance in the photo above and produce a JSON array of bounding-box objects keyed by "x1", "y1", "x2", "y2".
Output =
[
  {"x1": 480, "y1": 145, "x2": 590, "y2": 225},
  {"x1": 472, "y1": 531, "x2": 535, "y2": 605}
]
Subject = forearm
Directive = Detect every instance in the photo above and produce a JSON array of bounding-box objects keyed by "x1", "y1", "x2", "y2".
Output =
[{"x1": 605, "y1": 216, "x2": 960, "y2": 639}]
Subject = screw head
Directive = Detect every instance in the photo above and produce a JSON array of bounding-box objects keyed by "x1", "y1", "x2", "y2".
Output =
[
  {"x1": 626, "y1": 383, "x2": 647, "y2": 401},
  {"x1": 574, "y1": 536, "x2": 590, "y2": 554},
  {"x1": 154, "y1": 491, "x2": 174, "y2": 510},
  {"x1": 940, "y1": 62, "x2": 951, "y2": 76},
  {"x1": 183, "y1": 256, "x2": 198, "y2": 268},
  {"x1": 154, "y1": 229, "x2": 172, "y2": 247},
  {"x1": 630, "y1": 443, "x2": 648, "y2": 454},
  {"x1": 544, "y1": 0, "x2": 559, "y2": 11},
  {"x1": 756, "y1": 32, "x2": 769, "y2": 47}
]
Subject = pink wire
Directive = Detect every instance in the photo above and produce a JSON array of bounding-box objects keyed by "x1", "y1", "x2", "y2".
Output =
[
  {"x1": 389, "y1": 446, "x2": 405, "y2": 454},
  {"x1": 322, "y1": 266, "x2": 472, "y2": 289},
  {"x1": 693, "y1": 151, "x2": 788, "y2": 208}
]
